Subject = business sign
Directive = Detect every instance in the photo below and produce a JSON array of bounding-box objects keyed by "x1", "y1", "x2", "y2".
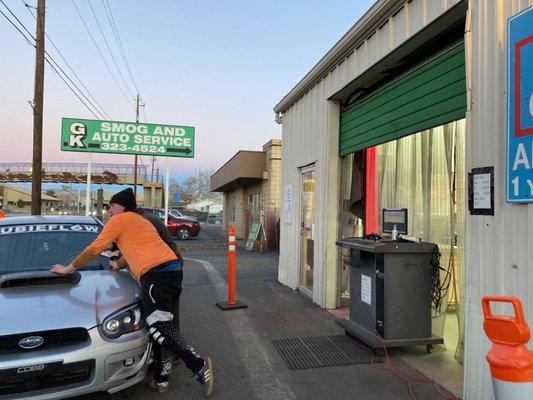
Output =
[
  {"x1": 507, "y1": 6, "x2": 533, "y2": 202},
  {"x1": 246, "y1": 218, "x2": 262, "y2": 251},
  {"x1": 61, "y1": 118, "x2": 195, "y2": 158}
]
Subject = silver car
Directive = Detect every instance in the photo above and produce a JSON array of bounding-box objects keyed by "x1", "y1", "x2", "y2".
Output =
[{"x1": 0, "y1": 216, "x2": 151, "y2": 399}]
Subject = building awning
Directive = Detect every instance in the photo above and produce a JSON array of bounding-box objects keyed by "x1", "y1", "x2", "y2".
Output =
[{"x1": 210, "y1": 151, "x2": 265, "y2": 192}]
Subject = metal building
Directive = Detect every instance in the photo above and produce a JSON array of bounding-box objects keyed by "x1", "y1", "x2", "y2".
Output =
[{"x1": 273, "y1": 1, "x2": 533, "y2": 399}]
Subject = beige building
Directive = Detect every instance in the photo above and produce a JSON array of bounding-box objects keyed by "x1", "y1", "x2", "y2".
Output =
[
  {"x1": 211, "y1": 139, "x2": 281, "y2": 247},
  {"x1": 143, "y1": 183, "x2": 164, "y2": 208},
  {"x1": 274, "y1": 1, "x2": 533, "y2": 399},
  {"x1": 0, "y1": 185, "x2": 60, "y2": 210}
]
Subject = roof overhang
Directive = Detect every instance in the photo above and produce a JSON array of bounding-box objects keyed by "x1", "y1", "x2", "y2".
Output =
[
  {"x1": 210, "y1": 151, "x2": 266, "y2": 193},
  {"x1": 330, "y1": 1, "x2": 467, "y2": 105},
  {"x1": 211, "y1": 177, "x2": 264, "y2": 193},
  {"x1": 273, "y1": 0, "x2": 404, "y2": 115}
]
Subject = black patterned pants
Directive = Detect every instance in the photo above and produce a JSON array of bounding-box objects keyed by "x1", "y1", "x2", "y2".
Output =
[{"x1": 140, "y1": 267, "x2": 204, "y2": 383}]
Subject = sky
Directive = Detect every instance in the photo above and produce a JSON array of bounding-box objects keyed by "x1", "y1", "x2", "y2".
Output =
[{"x1": 0, "y1": 0, "x2": 376, "y2": 181}]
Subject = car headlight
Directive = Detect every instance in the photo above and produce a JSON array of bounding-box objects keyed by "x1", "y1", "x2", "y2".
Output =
[{"x1": 101, "y1": 304, "x2": 145, "y2": 339}]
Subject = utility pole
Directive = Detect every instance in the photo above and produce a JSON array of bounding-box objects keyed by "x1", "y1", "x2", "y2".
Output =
[
  {"x1": 31, "y1": 0, "x2": 45, "y2": 215},
  {"x1": 133, "y1": 93, "x2": 140, "y2": 197}
]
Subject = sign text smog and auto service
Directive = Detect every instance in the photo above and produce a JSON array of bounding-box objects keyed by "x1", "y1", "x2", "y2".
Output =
[
  {"x1": 61, "y1": 118, "x2": 195, "y2": 158},
  {"x1": 507, "y1": 7, "x2": 533, "y2": 202}
]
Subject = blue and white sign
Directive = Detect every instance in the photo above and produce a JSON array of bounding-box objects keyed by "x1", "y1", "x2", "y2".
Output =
[
  {"x1": 173, "y1": 192, "x2": 181, "y2": 203},
  {"x1": 507, "y1": 6, "x2": 533, "y2": 202}
]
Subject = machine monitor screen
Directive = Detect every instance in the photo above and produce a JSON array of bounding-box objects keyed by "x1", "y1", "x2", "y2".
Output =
[{"x1": 382, "y1": 208, "x2": 408, "y2": 234}]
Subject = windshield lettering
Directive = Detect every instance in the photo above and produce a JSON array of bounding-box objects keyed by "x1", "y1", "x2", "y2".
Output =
[
  {"x1": 0, "y1": 226, "x2": 13, "y2": 234},
  {"x1": 0, "y1": 224, "x2": 101, "y2": 236},
  {"x1": 0, "y1": 225, "x2": 102, "y2": 273}
]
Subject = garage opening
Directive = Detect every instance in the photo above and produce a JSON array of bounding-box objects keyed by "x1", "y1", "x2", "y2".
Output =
[{"x1": 336, "y1": 27, "x2": 466, "y2": 395}]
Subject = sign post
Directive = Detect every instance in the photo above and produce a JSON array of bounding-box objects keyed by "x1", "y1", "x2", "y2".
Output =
[
  {"x1": 85, "y1": 153, "x2": 91, "y2": 216},
  {"x1": 164, "y1": 157, "x2": 170, "y2": 226},
  {"x1": 507, "y1": 7, "x2": 533, "y2": 203}
]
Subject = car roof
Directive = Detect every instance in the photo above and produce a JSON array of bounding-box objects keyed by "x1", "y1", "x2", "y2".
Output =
[{"x1": 0, "y1": 215, "x2": 100, "y2": 226}]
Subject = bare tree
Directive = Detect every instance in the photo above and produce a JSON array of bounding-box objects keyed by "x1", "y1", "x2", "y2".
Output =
[{"x1": 170, "y1": 167, "x2": 221, "y2": 204}]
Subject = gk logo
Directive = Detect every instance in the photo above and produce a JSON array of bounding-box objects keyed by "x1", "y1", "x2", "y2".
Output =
[{"x1": 69, "y1": 122, "x2": 87, "y2": 148}]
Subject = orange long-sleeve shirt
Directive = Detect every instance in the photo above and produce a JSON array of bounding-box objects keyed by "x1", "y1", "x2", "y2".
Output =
[{"x1": 72, "y1": 211, "x2": 177, "y2": 279}]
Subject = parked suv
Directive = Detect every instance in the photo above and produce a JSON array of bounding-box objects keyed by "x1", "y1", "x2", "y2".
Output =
[
  {"x1": 0, "y1": 216, "x2": 151, "y2": 399},
  {"x1": 139, "y1": 208, "x2": 200, "y2": 240}
]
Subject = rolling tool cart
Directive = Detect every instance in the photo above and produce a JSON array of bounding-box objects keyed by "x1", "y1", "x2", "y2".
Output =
[{"x1": 335, "y1": 237, "x2": 443, "y2": 355}]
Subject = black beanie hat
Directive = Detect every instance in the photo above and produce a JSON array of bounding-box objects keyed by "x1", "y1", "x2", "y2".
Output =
[{"x1": 109, "y1": 188, "x2": 137, "y2": 211}]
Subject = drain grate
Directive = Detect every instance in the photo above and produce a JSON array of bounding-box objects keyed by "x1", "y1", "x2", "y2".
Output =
[{"x1": 272, "y1": 335, "x2": 377, "y2": 370}]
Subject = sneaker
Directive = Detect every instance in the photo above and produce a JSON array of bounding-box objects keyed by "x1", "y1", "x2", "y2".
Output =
[
  {"x1": 196, "y1": 357, "x2": 214, "y2": 397},
  {"x1": 149, "y1": 377, "x2": 169, "y2": 394}
]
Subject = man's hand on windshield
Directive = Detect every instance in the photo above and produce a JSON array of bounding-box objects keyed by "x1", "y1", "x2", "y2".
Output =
[{"x1": 50, "y1": 264, "x2": 76, "y2": 275}]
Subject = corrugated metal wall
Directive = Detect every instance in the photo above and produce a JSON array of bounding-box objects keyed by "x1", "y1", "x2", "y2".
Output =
[
  {"x1": 464, "y1": 1, "x2": 533, "y2": 399},
  {"x1": 278, "y1": 0, "x2": 462, "y2": 308}
]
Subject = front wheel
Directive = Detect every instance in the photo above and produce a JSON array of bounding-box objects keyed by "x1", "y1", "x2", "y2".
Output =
[{"x1": 176, "y1": 227, "x2": 191, "y2": 240}]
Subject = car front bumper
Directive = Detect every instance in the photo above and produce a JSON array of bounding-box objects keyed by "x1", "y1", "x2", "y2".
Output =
[
  {"x1": 190, "y1": 223, "x2": 201, "y2": 236},
  {"x1": 0, "y1": 326, "x2": 151, "y2": 400}
]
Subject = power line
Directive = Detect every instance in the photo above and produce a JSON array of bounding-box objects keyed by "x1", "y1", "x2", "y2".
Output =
[
  {"x1": 45, "y1": 54, "x2": 100, "y2": 119},
  {"x1": 71, "y1": 0, "x2": 133, "y2": 109},
  {"x1": 21, "y1": 0, "x2": 111, "y2": 119},
  {"x1": 0, "y1": 5, "x2": 100, "y2": 118},
  {"x1": 102, "y1": 0, "x2": 139, "y2": 93},
  {"x1": 0, "y1": 7, "x2": 33, "y2": 46},
  {"x1": 1, "y1": 0, "x2": 106, "y2": 119},
  {"x1": 86, "y1": 0, "x2": 134, "y2": 99}
]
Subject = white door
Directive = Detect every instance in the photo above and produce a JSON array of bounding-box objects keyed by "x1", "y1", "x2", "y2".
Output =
[{"x1": 298, "y1": 167, "x2": 316, "y2": 297}]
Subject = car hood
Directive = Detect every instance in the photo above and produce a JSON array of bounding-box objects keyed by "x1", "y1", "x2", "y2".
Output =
[{"x1": 0, "y1": 270, "x2": 137, "y2": 336}]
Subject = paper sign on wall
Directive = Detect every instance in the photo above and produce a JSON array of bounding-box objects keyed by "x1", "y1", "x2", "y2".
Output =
[
  {"x1": 473, "y1": 174, "x2": 492, "y2": 209},
  {"x1": 468, "y1": 167, "x2": 495, "y2": 215},
  {"x1": 361, "y1": 274, "x2": 372, "y2": 305},
  {"x1": 284, "y1": 184, "x2": 292, "y2": 224}
]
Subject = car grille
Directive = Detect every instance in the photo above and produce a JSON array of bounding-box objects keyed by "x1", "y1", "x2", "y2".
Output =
[
  {"x1": 0, "y1": 328, "x2": 89, "y2": 356},
  {"x1": 0, "y1": 359, "x2": 94, "y2": 397}
]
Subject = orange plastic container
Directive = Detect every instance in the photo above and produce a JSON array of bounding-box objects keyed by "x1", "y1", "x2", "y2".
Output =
[{"x1": 482, "y1": 296, "x2": 533, "y2": 399}]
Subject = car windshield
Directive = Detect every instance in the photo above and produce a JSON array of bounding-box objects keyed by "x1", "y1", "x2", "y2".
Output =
[
  {"x1": 0, "y1": 223, "x2": 103, "y2": 274},
  {"x1": 169, "y1": 210, "x2": 181, "y2": 218}
]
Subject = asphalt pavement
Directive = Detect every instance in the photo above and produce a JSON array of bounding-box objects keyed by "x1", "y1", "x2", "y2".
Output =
[{"x1": 75, "y1": 224, "x2": 456, "y2": 400}]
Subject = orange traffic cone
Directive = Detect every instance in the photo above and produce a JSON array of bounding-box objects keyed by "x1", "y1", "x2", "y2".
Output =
[
  {"x1": 482, "y1": 296, "x2": 533, "y2": 399},
  {"x1": 216, "y1": 225, "x2": 247, "y2": 310}
]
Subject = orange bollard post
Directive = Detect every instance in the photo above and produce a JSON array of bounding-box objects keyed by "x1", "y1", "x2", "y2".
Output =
[
  {"x1": 482, "y1": 296, "x2": 533, "y2": 399},
  {"x1": 216, "y1": 225, "x2": 247, "y2": 310}
]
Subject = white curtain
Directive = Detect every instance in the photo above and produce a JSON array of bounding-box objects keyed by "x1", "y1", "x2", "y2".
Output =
[{"x1": 376, "y1": 119, "x2": 465, "y2": 363}]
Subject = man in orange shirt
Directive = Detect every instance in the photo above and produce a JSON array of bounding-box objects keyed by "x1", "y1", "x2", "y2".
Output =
[{"x1": 51, "y1": 188, "x2": 213, "y2": 396}]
